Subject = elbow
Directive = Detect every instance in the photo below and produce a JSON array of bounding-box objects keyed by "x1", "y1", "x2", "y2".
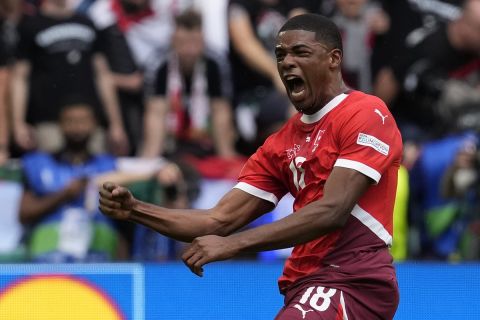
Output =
[
  {"x1": 313, "y1": 202, "x2": 351, "y2": 232},
  {"x1": 329, "y1": 211, "x2": 350, "y2": 230},
  {"x1": 205, "y1": 211, "x2": 236, "y2": 237},
  {"x1": 19, "y1": 210, "x2": 33, "y2": 225},
  {"x1": 329, "y1": 202, "x2": 353, "y2": 230},
  {"x1": 208, "y1": 217, "x2": 232, "y2": 237}
]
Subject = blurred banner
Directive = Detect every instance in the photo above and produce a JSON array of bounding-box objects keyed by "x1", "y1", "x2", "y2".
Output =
[{"x1": 0, "y1": 262, "x2": 478, "y2": 319}]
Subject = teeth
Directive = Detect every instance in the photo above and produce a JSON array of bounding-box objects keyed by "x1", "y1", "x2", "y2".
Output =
[{"x1": 291, "y1": 89, "x2": 305, "y2": 98}]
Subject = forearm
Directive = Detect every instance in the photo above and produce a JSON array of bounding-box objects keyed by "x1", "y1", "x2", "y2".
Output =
[
  {"x1": 0, "y1": 69, "x2": 8, "y2": 147},
  {"x1": 211, "y1": 100, "x2": 236, "y2": 157},
  {"x1": 20, "y1": 191, "x2": 71, "y2": 224},
  {"x1": 227, "y1": 168, "x2": 370, "y2": 253},
  {"x1": 228, "y1": 12, "x2": 278, "y2": 81},
  {"x1": 140, "y1": 98, "x2": 167, "y2": 157},
  {"x1": 11, "y1": 62, "x2": 29, "y2": 127},
  {"x1": 228, "y1": 201, "x2": 346, "y2": 253},
  {"x1": 373, "y1": 67, "x2": 398, "y2": 105},
  {"x1": 112, "y1": 72, "x2": 143, "y2": 92},
  {"x1": 94, "y1": 55, "x2": 124, "y2": 128},
  {"x1": 141, "y1": 115, "x2": 166, "y2": 157},
  {"x1": 129, "y1": 200, "x2": 222, "y2": 242}
]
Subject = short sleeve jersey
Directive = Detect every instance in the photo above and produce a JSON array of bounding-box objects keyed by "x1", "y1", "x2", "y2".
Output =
[
  {"x1": 0, "y1": 18, "x2": 14, "y2": 67},
  {"x1": 16, "y1": 13, "x2": 104, "y2": 124},
  {"x1": 235, "y1": 91, "x2": 403, "y2": 292},
  {"x1": 154, "y1": 55, "x2": 225, "y2": 98}
]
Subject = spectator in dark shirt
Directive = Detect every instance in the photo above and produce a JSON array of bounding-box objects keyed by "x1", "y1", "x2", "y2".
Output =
[
  {"x1": 19, "y1": 100, "x2": 125, "y2": 262},
  {"x1": 373, "y1": 0, "x2": 474, "y2": 136},
  {"x1": 227, "y1": 0, "x2": 307, "y2": 154},
  {"x1": 11, "y1": 0, "x2": 129, "y2": 156},
  {"x1": 141, "y1": 9, "x2": 237, "y2": 161}
]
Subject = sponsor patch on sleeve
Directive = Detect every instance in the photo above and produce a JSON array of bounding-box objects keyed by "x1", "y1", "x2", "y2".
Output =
[{"x1": 356, "y1": 133, "x2": 389, "y2": 156}]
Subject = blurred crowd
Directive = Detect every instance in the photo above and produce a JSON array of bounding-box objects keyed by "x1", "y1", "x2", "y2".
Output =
[{"x1": 0, "y1": 0, "x2": 479, "y2": 263}]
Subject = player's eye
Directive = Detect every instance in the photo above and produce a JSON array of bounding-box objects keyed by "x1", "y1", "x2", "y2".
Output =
[{"x1": 295, "y1": 51, "x2": 310, "y2": 57}]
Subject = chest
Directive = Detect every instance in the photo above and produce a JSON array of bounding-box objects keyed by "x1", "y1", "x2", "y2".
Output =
[
  {"x1": 32, "y1": 20, "x2": 96, "y2": 63},
  {"x1": 281, "y1": 124, "x2": 339, "y2": 196}
]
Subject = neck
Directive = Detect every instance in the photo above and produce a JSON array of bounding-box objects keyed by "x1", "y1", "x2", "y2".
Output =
[
  {"x1": 305, "y1": 76, "x2": 349, "y2": 115},
  {"x1": 61, "y1": 147, "x2": 90, "y2": 164},
  {"x1": 41, "y1": 2, "x2": 71, "y2": 18}
]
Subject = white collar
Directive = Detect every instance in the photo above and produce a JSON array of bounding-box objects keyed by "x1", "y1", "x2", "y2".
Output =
[{"x1": 300, "y1": 93, "x2": 349, "y2": 124}]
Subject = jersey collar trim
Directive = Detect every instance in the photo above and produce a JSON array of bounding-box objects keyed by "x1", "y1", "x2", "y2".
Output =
[{"x1": 300, "y1": 93, "x2": 349, "y2": 124}]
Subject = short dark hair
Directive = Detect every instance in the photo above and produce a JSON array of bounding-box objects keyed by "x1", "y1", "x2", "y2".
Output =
[
  {"x1": 279, "y1": 14, "x2": 343, "y2": 52},
  {"x1": 58, "y1": 95, "x2": 96, "y2": 119},
  {"x1": 175, "y1": 9, "x2": 202, "y2": 30}
]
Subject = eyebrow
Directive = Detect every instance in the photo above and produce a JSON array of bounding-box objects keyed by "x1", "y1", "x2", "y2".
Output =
[{"x1": 275, "y1": 43, "x2": 312, "y2": 51}]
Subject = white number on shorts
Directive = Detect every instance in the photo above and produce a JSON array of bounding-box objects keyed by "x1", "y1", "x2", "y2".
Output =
[
  {"x1": 289, "y1": 157, "x2": 306, "y2": 191},
  {"x1": 299, "y1": 286, "x2": 337, "y2": 312}
]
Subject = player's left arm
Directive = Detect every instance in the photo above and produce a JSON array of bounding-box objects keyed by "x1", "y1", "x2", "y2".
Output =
[{"x1": 182, "y1": 166, "x2": 371, "y2": 276}]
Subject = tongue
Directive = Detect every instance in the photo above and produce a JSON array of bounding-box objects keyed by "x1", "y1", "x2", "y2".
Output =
[{"x1": 292, "y1": 79, "x2": 305, "y2": 95}]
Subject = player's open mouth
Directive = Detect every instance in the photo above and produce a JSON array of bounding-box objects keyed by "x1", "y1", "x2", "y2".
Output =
[{"x1": 285, "y1": 75, "x2": 306, "y2": 100}]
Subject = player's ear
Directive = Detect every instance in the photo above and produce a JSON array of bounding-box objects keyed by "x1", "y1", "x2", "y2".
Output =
[{"x1": 329, "y1": 49, "x2": 342, "y2": 69}]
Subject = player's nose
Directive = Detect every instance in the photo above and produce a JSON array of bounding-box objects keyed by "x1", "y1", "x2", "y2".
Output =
[{"x1": 279, "y1": 53, "x2": 297, "y2": 70}]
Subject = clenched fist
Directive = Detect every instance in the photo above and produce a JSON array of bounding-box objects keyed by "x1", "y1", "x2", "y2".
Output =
[{"x1": 98, "y1": 182, "x2": 136, "y2": 220}]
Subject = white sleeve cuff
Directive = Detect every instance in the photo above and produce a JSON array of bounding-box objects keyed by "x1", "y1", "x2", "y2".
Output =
[
  {"x1": 233, "y1": 182, "x2": 279, "y2": 206},
  {"x1": 334, "y1": 159, "x2": 381, "y2": 183}
]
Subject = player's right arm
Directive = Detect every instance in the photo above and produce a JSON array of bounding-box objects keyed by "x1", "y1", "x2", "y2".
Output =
[
  {"x1": 11, "y1": 59, "x2": 35, "y2": 150},
  {"x1": 139, "y1": 96, "x2": 169, "y2": 158},
  {"x1": 99, "y1": 182, "x2": 274, "y2": 243}
]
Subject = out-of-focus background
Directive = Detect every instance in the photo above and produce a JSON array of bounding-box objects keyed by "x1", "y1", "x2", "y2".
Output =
[{"x1": 0, "y1": 0, "x2": 479, "y2": 319}]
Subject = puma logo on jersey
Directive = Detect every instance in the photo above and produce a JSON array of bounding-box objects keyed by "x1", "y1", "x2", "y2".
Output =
[
  {"x1": 294, "y1": 304, "x2": 314, "y2": 319},
  {"x1": 374, "y1": 108, "x2": 388, "y2": 124}
]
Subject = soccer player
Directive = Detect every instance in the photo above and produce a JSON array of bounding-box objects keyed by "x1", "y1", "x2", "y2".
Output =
[{"x1": 99, "y1": 13, "x2": 402, "y2": 319}]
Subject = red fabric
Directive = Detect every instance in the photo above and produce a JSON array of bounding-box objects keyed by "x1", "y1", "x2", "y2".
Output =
[
  {"x1": 111, "y1": 0, "x2": 154, "y2": 32},
  {"x1": 185, "y1": 156, "x2": 247, "y2": 180},
  {"x1": 335, "y1": 302, "x2": 344, "y2": 320},
  {"x1": 237, "y1": 91, "x2": 403, "y2": 292},
  {"x1": 448, "y1": 58, "x2": 480, "y2": 79}
]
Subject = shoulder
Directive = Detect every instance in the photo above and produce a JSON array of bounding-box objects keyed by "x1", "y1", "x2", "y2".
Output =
[
  {"x1": 338, "y1": 91, "x2": 393, "y2": 124},
  {"x1": 88, "y1": 0, "x2": 117, "y2": 30},
  {"x1": 346, "y1": 91, "x2": 388, "y2": 110},
  {"x1": 261, "y1": 116, "x2": 298, "y2": 153},
  {"x1": 17, "y1": 13, "x2": 40, "y2": 32},
  {"x1": 21, "y1": 152, "x2": 55, "y2": 175}
]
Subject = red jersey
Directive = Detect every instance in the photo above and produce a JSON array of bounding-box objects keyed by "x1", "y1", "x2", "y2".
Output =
[{"x1": 235, "y1": 91, "x2": 403, "y2": 293}]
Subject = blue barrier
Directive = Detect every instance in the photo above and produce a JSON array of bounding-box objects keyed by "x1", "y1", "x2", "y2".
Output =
[{"x1": 0, "y1": 262, "x2": 478, "y2": 319}]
